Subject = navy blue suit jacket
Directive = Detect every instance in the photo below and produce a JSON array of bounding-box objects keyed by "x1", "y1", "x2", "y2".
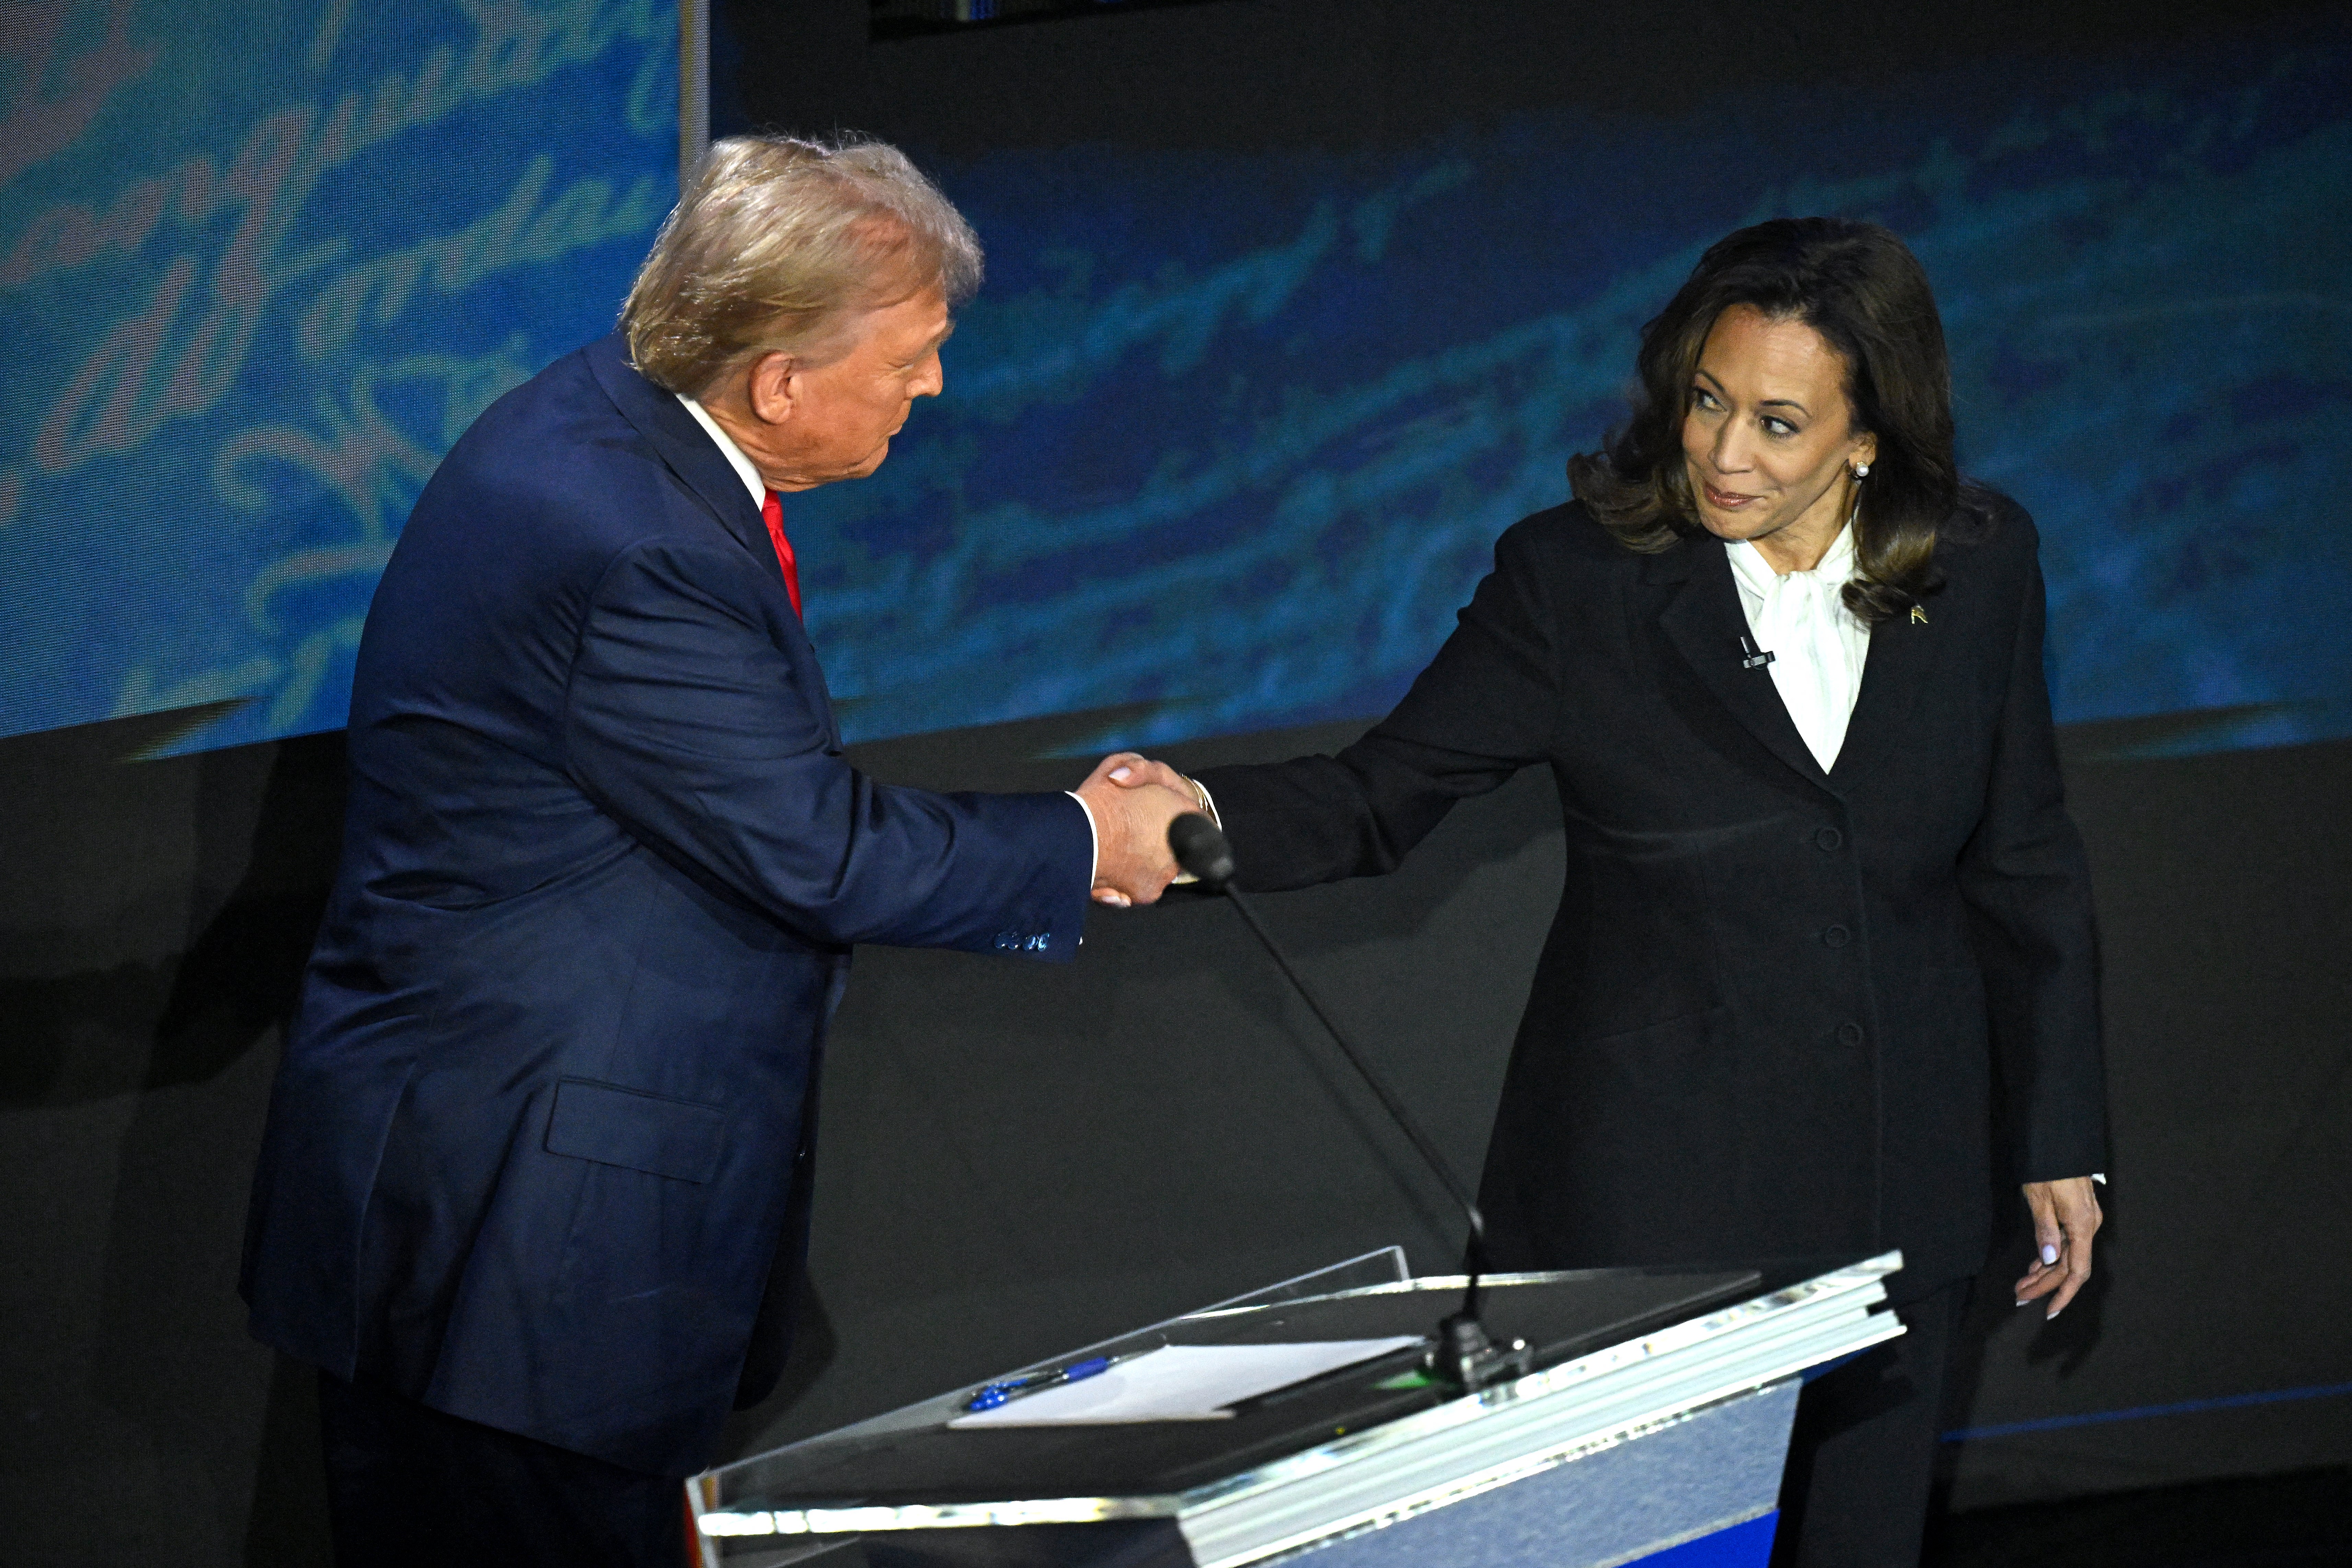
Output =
[{"x1": 241, "y1": 333, "x2": 1092, "y2": 1475}]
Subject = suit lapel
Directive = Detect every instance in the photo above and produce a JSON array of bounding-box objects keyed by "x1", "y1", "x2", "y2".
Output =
[
  {"x1": 1830, "y1": 593, "x2": 1940, "y2": 785},
  {"x1": 582, "y1": 334, "x2": 843, "y2": 750},
  {"x1": 1651, "y1": 536, "x2": 1835, "y2": 791},
  {"x1": 584, "y1": 333, "x2": 776, "y2": 573}
]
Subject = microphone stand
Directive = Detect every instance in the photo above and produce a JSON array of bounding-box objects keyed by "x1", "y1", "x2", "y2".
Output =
[{"x1": 1168, "y1": 814, "x2": 1533, "y2": 1392}]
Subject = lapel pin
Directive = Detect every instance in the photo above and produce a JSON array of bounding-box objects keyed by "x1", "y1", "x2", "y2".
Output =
[{"x1": 1910, "y1": 605, "x2": 1929, "y2": 625}]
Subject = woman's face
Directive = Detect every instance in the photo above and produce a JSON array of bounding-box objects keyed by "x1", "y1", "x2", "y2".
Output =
[{"x1": 1680, "y1": 304, "x2": 1877, "y2": 559}]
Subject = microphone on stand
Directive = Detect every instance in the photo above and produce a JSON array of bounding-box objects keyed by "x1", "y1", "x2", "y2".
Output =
[{"x1": 1166, "y1": 813, "x2": 1533, "y2": 1392}]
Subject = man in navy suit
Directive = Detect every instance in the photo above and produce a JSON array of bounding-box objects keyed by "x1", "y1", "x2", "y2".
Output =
[{"x1": 240, "y1": 136, "x2": 1199, "y2": 1567}]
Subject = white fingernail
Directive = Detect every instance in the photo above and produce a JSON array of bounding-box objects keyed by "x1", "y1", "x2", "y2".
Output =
[
  {"x1": 1110, "y1": 767, "x2": 1131, "y2": 781},
  {"x1": 2046, "y1": 1306, "x2": 2063, "y2": 1320},
  {"x1": 2040, "y1": 1244, "x2": 2059, "y2": 1265}
]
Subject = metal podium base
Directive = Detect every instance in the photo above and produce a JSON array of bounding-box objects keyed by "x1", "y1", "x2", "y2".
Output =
[
  {"x1": 1279, "y1": 1380, "x2": 1795, "y2": 1568},
  {"x1": 726, "y1": 1382, "x2": 1796, "y2": 1568},
  {"x1": 696, "y1": 1253, "x2": 1899, "y2": 1568}
]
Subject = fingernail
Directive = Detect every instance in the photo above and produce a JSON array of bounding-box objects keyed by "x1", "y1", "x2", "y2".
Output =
[
  {"x1": 2040, "y1": 1244, "x2": 2059, "y2": 1265},
  {"x1": 2046, "y1": 1306, "x2": 2063, "y2": 1321},
  {"x1": 2014, "y1": 1299, "x2": 2028, "y2": 1308},
  {"x1": 1110, "y1": 766, "x2": 1131, "y2": 781}
]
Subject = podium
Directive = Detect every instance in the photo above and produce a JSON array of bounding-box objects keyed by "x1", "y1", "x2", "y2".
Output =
[{"x1": 691, "y1": 1250, "x2": 1903, "y2": 1568}]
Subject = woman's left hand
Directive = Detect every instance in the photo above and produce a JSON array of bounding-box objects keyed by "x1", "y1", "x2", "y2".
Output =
[{"x1": 2014, "y1": 1176, "x2": 2103, "y2": 1320}]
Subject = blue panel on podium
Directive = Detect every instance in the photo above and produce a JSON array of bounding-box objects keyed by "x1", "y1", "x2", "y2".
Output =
[{"x1": 1638, "y1": 1511, "x2": 1778, "y2": 1567}]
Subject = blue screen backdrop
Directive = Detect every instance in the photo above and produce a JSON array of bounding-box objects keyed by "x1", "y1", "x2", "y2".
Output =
[
  {"x1": 794, "y1": 22, "x2": 2350, "y2": 758},
  {"x1": 0, "y1": 0, "x2": 677, "y2": 750},
  {"x1": 2, "y1": 7, "x2": 2345, "y2": 760}
]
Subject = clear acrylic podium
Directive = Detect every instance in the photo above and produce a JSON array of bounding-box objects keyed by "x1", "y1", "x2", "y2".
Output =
[{"x1": 690, "y1": 1250, "x2": 1903, "y2": 1568}]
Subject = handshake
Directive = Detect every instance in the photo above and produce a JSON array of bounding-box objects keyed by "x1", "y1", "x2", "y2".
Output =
[{"x1": 1072, "y1": 751, "x2": 1214, "y2": 908}]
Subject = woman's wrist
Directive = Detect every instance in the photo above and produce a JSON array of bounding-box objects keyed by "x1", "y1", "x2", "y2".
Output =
[{"x1": 1181, "y1": 774, "x2": 1219, "y2": 826}]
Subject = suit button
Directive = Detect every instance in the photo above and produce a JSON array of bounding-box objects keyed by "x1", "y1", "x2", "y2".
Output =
[
  {"x1": 1838, "y1": 1021, "x2": 1864, "y2": 1046},
  {"x1": 1815, "y1": 827, "x2": 1844, "y2": 851},
  {"x1": 1822, "y1": 924, "x2": 1851, "y2": 949}
]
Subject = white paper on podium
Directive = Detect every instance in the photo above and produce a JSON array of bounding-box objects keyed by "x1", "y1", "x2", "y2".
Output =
[{"x1": 947, "y1": 1338, "x2": 1425, "y2": 1428}]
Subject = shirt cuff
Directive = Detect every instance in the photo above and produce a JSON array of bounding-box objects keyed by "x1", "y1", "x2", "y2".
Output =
[
  {"x1": 1064, "y1": 790, "x2": 1099, "y2": 886},
  {"x1": 1189, "y1": 777, "x2": 1222, "y2": 828},
  {"x1": 1166, "y1": 776, "x2": 1220, "y2": 885}
]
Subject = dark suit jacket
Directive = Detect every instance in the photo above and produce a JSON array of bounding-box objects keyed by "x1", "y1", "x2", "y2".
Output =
[
  {"x1": 1197, "y1": 494, "x2": 2107, "y2": 1298},
  {"x1": 241, "y1": 333, "x2": 1092, "y2": 1475}
]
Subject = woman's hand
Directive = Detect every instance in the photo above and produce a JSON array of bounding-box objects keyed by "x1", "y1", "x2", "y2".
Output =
[
  {"x1": 2014, "y1": 1176, "x2": 2103, "y2": 1320},
  {"x1": 1098, "y1": 753, "x2": 1199, "y2": 801}
]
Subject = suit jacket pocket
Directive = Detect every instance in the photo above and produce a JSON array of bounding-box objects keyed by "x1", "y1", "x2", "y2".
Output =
[{"x1": 545, "y1": 1078, "x2": 726, "y2": 1183}]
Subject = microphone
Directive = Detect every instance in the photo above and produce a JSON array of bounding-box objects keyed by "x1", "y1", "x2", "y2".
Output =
[{"x1": 1167, "y1": 813, "x2": 1532, "y2": 1392}]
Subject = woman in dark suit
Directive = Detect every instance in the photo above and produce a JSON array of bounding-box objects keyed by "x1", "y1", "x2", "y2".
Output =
[{"x1": 1126, "y1": 218, "x2": 2108, "y2": 1565}]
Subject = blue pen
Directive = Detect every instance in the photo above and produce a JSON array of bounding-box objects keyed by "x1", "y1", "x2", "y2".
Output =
[{"x1": 963, "y1": 1345, "x2": 1156, "y2": 1412}]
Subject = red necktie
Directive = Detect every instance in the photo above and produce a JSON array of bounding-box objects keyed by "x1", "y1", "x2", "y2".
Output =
[{"x1": 761, "y1": 489, "x2": 802, "y2": 618}]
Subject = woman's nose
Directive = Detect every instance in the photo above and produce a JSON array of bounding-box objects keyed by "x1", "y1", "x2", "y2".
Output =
[{"x1": 1710, "y1": 422, "x2": 1751, "y2": 473}]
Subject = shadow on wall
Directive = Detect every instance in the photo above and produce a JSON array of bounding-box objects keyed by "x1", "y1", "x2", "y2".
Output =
[
  {"x1": 0, "y1": 699, "x2": 333, "y2": 1102},
  {"x1": 0, "y1": 711, "x2": 345, "y2": 1564}
]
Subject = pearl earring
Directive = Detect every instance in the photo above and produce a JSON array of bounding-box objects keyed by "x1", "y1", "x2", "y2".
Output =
[{"x1": 1852, "y1": 462, "x2": 1871, "y2": 478}]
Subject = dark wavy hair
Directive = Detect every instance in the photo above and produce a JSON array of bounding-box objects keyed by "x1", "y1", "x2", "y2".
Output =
[{"x1": 1568, "y1": 218, "x2": 1966, "y2": 622}]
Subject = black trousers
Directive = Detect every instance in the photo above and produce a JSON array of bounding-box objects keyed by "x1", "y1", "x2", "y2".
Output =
[
  {"x1": 317, "y1": 1370, "x2": 688, "y2": 1568},
  {"x1": 1769, "y1": 1280, "x2": 1969, "y2": 1568}
]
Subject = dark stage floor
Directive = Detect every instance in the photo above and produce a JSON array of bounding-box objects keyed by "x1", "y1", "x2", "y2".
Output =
[{"x1": 1924, "y1": 1467, "x2": 2352, "y2": 1567}]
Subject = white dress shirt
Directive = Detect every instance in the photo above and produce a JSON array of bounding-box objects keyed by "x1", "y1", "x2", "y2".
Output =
[
  {"x1": 1725, "y1": 522, "x2": 1871, "y2": 773},
  {"x1": 678, "y1": 395, "x2": 766, "y2": 506}
]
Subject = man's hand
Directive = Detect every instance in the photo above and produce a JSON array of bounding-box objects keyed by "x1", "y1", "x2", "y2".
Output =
[
  {"x1": 2014, "y1": 1176, "x2": 2103, "y2": 1320},
  {"x1": 1075, "y1": 753, "x2": 1200, "y2": 907}
]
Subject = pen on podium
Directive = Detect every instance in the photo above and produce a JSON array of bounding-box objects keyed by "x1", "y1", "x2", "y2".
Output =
[{"x1": 962, "y1": 1342, "x2": 1162, "y2": 1412}]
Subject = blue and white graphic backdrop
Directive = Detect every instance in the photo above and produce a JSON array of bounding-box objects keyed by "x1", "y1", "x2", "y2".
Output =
[
  {"x1": 3, "y1": 7, "x2": 2347, "y2": 759},
  {"x1": 0, "y1": 0, "x2": 676, "y2": 750},
  {"x1": 805, "y1": 22, "x2": 2350, "y2": 757}
]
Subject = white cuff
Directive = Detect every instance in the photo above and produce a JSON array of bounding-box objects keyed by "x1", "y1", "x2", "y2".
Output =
[
  {"x1": 1167, "y1": 776, "x2": 1220, "y2": 886},
  {"x1": 1064, "y1": 790, "x2": 1099, "y2": 886}
]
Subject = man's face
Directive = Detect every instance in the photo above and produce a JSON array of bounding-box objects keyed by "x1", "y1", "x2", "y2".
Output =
[{"x1": 764, "y1": 288, "x2": 951, "y2": 491}]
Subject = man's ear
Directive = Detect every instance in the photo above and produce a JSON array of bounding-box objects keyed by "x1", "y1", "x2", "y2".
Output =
[{"x1": 745, "y1": 351, "x2": 797, "y2": 426}]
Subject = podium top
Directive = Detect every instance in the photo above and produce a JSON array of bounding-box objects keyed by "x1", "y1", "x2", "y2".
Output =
[{"x1": 699, "y1": 1250, "x2": 1902, "y2": 1541}]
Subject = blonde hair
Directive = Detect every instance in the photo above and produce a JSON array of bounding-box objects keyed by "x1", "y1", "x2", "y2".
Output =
[{"x1": 620, "y1": 134, "x2": 982, "y2": 397}]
